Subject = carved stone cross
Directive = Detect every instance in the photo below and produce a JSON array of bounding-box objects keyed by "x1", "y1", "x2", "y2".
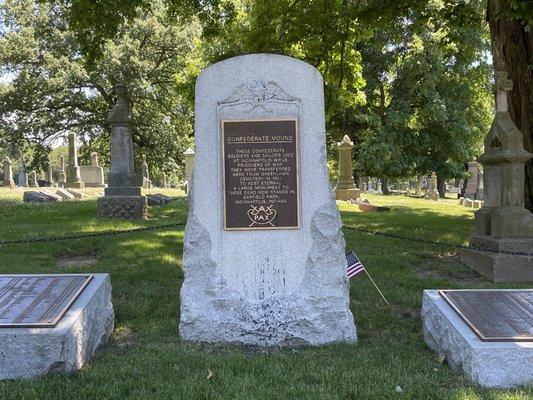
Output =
[{"x1": 494, "y1": 71, "x2": 512, "y2": 112}]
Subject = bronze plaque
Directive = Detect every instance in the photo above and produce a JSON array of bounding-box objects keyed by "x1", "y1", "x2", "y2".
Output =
[
  {"x1": 222, "y1": 119, "x2": 299, "y2": 230},
  {"x1": 439, "y1": 289, "x2": 533, "y2": 342},
  {"x1": 0, "y1": 275, "x2": 93, "y2": 328}
]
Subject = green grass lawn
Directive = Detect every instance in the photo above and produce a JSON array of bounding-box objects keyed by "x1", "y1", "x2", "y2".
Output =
[{"x1": 0, "y1": 188, "x2": 531, "y2": 400}]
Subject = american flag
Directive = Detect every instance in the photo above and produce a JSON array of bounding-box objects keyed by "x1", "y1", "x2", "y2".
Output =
[{"x1": 346, "y1": 251, "x2": 365, "y2": 278}]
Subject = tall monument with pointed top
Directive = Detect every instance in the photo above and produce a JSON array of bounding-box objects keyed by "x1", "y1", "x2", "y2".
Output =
[
  {"x1": 334, "y1": 135, "x2": 360, "y2": 201},
  {"x1": 65, "y1": 133, "x2": 85, "y2": 188},
  {"x1": 98, "y1": 83, "x2": 147, "y2": 219},
  {"x1": 460, "y1": 71, "x2": 533, "y2": 282}
]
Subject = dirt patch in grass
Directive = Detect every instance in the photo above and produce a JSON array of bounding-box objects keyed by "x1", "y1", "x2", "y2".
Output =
[
  {"x1": 414, "y1": 251, "x2": 485, "y2": 284},
  {"x1": 112, "y1": 326, "x2": 137, "y2": 349},
  {"x1": 56, "y1": 254, "x2": 98, "y2": 269}
]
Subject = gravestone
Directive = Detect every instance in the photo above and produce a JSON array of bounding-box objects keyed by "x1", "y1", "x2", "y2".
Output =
[
  {"x1": 65, "y1": 133, "x2": 85, "y2": 189},
  {"x1": 162, "y1": 172, "x2": 169, "y2": 188},
  {"x1": 45, "y1": 159, "x2": 53, "y2": 186},
  {"x1": 464, "y1": 161, "x2": 480, "y2": 200},
  {"x1": 141, "y1": 154, "x2": 152, "y2": 189},
  {"x1": 334, "y1": 135, "x2": 360, "y2": 201},
  {"x1": 80, "y1": 152, "x2": 105, "y2": 187},
  {"x1": 18, "y1": 157, "x2": 28, "y2": 187},
  {"x1": 476, "y1": 170, "x2": 484, "y2": 200},
  {"x1": 2, "y1": 157, "x2": 16, "y2": 189},
  {"x1": 180, "y1": 54, "x2": 357, "y2": 346},
  {"x1": 377, "y1": 180, "x2": 383, "y2": 194},
  {"x1": 424, "y1": 172, "x2": 439, "y2": 200},
  {"x1": 97, "y1": 84, "x2": 147, "y2": 219},
  {"x1": 28, "y1": 170, "x2": 39, "y2": 188},
  {"x1": 183, "y1": 147, "x2": 195, "y2": 194},
  {"x1": 58, "y1": 155, "x2": 67, "y2": 187},
  {"x1": 0, "y1": 274, "x2": 114, "y2": 380},
  {"x1": 460, "y1": 71, "x2": 533, "y2": 282},
  {"x1": 56, "y1": 188, "x2": 75, "y2": 201}
]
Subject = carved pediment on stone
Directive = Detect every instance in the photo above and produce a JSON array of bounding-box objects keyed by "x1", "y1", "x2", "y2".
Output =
[
  {"x1": 485, "y1": 113, "x2": 524, "y2": 152},
  {"x1": 218, "y1": 80, "x2": 300, "y2": 113}
]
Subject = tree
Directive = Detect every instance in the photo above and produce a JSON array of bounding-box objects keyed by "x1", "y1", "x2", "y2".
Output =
[{"x1": 487, "y1": 0, "x2": 533, "y2": 211}]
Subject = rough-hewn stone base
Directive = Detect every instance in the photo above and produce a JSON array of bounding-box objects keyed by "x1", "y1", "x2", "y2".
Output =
[
  {"x1": 0, "y1": 274, "x2": 114, "y2": 380},
  {"x1": 335, "y1": 188, "x2": 360, "y2": 201},
  {"x1": 422, "y1": 290, "x2": 533, "y2": 388},
  {"x1": 98, "y1": 195, "x2": 148, "y2": 220},
  {"x1": 2, "y1": 181, "x2": 16, "y2": 189}
]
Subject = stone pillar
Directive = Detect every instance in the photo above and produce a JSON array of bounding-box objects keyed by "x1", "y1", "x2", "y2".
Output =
[
  {"x1": 415, "y1": 176, "x2": 422, "y2": 196},
  {"x1": 65, "y1": 133, "x2": 85, "y2": 188},
  {"x1": 162, "y1": 172, "x2": 169, "y2": 188},
  {"x1": 59, "y1": 156, "x2": 66, "y2": 187},
  {"x1": 464, "y1": 161, "x2": 480, "y2": 199},
  {"x1": 18, "y1": 157, "x2": 28, "y2": 187},
  {"x1": 183, "y1": 147, "x2": 195, "y2": 194},
  {"x1": 28, "y1": 170, "x2": 39, "y2": 188},
  {"x1": 334, "y1": 135, "x2": 360, "y2": 201},
  {"x1": 45, "y1": 159, "x2": 53, "y2": 186},
  {"x1": 91, "y1": 152, "x2": 99, "y2": 166},
  {"x1": 377, "y1": 180, "x2": 382, "y2": 194},
  {"x1": 460, "y1": 71, "x2": 533, "y2": 282},
  {"x1": 477, "y1": 170, "x2": 484, "y2": 201},
  {"x1": 141, "y1": 154, "x2": 152, "y2": 189},
  {"x1": 98, "y1": 83, "x2": 147, "y2": 219},
  {"x1": 2, "y1": 157, "x2": 16, "y2": 189},
  {"x1": 424, "y1": 172, "x2": 439, "y2": 200}
]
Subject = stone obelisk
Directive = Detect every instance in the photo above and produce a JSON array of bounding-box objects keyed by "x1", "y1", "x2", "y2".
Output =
[
  {"x1": 65, "y1": 133, "x2": 85, "y2": 188},
  {"x1": 334, "y1": 135, "x2": 360, "y2": 201},
  {"x1": 141, "y1": 155, "x2": 152, "y2": 189},
  {"x1": 98, "y1": 83, "x2": 147, "y2": 219},
  {"x1": 45, "y1": 159, "x2": 54, "y2": 186},
  {"x1": 460, "y1": 71, "x2": 533, "y2": 282},
  {"x1": 59, "y1": 156, "x2": 67, "y2": 187},
  {"x1": 2, "y1": 157, "x2": 16, "y2": 189}
]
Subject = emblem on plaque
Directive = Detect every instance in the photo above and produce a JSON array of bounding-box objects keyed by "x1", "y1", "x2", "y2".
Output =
[{"x1": 247, "y1": 205, "x2": 277, "y2": 227}]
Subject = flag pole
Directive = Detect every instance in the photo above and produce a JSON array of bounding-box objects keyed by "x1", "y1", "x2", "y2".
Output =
[{"x1": 364, "y1": 269, "x2": 390, "y2": 305}]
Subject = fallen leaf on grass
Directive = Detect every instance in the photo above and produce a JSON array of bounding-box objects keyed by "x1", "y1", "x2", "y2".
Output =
[
  {"x1": 207, "y1": 369, "x2": 214, "y2": 379},
  {"x1": 395, "y1": 385, "x2": 403, "y2": 393},
  {"x1": 436, "y1": 353, "x2": 446, "y2": 364}
]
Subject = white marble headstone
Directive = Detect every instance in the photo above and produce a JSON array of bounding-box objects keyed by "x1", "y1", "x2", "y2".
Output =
[{"x1": 179, "y1": 54, "x2": 356, "y2": 346}]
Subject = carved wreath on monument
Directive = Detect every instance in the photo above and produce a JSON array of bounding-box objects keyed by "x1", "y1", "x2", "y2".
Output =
[{"x1": 219, "y1": 80, "x2": 300, "y2": 112}]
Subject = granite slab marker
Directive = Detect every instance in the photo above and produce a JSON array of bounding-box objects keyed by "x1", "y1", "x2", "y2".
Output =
[
  {"x1": 80, "y1": 152, "x2": 105, "y2": 187},
  {"x1": 179, "y1": 54, "x2": 357, "y2": 346},
  {"x1": 2, "y1": 157, "x2": 16, "y2": 189}
]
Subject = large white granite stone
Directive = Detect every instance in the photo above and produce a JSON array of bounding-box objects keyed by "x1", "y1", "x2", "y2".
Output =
[
  {"x1": 0, "y1": 274, "x2": 114, "y2": 380},
  {"x1": 179, "y1": 54, "x2": 356, "y2": 346},
  {"x1": 421, "y1": 290, "x2": 533, "y2": 388}
]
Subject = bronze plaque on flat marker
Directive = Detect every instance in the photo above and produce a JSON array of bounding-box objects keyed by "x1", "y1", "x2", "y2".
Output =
[
  {"x1": 439, "y1": 289, "x2": 533, "y2": 342},
  {"x1": 222, "y1": 119, "x2": 299, "y2": 230},
  {"x1": 0, "y1": 275, "x2": 92, "y2": 328}
]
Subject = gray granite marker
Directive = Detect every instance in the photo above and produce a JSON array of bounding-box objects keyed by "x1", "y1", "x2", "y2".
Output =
[
  {"x1": 179, "y1": 54, "x2": 356, "y2": 346},
  {"x1": 2, "y1": 157, "x2": 16, "y2": 189},
  {"x1": 65, "y1": 133, "x2": 85, "y2": 188}
]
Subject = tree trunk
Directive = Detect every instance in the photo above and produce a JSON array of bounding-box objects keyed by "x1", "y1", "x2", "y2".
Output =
[
  {"x1": 381, "y1": 176, "x2": 390, "y2": 195},
  {"x1": 487, "y1": 0, "x2": 533, "y2": 212},
  {"x1": 437, "y1": 175, "x2": 446, "y2": 198}
]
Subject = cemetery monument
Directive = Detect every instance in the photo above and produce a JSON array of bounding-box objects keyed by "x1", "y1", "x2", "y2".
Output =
[
  {"x1": 59, "y1": 155, "x2": 67, "y2": 187},
  {"x1": 28, "y1": 170, "x2": 38, "y2": 188},
  {"x1": 183, "y1": 147, "x2": 195, "y2": 194},
  {"x1": 141, "y1": 154, "x2": 152, "y2": 189},
  {"x1": 65, "y1": 133, "x2": 85, "y2": 189},
  {"x1": 80, "y1": 152, "x2": 105, "y2": 187},
  {"x1": 18, "y1": 157, "x2": 28, "y2": 187},
  {"x1": 464, "y1": 161, "x2": 481, "y2": 200},
  {"x1": 45, "y1": 159, "x2": 53, "y2": 186},
  {"x1": 424, "y1": 172, "x2": 439, "y2": 200},
  {"x1": 179, "y1": 54, "x2": 357, "y2": 346},
  {"x1": 97, "y1": 83, "x2": 147, "y2": 220},
  {"x1": 2, "y1": 157, "x2": 16, "y2": 189},
  {"x1": 334, "y1": 135, "x2": 360, "y2": 201}
]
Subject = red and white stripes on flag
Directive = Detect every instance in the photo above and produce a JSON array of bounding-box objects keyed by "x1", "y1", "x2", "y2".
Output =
[{"x1": 346, "y1": 251, "x2": 365, "y2": 278}]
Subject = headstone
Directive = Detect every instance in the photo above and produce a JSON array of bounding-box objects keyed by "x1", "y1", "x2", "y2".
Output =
[
  {"x1": 2, "y1": 157, "x2": 16, "y2": 189},
  {"x1": 58, "y1": 155, "x2": 66, "y2": 187},
  {"x1": 23, "y1": 191, "x2": 58, "y2": 203},
  {"x1": 422, "y1": 290, "x2": 533, "y2": 388},
  {"x1": 464, "y1": 161, "x2": 480, "y2": 200},
  {"x1": 179, "y1": 54, "x2": 357, "y2": 346},
  {"x1": 18, "y1": 157, "x2": 28, "y2": 187},
  {"x1": 424, "y1": 172, "x2": 439, "y2": 200},
  {"x1": 28, "y1": 170, "x2": 39, "y2": 188},
  {"x1": 463, "y1": 198, "x2": 474, "y2": 208},
  {"x1": 56, "y1": 188, "x2": 75, "y2": 201},
  {"x1": 0, "y1": 274, "x2": 114, "y2": 380},
  {"x1": 458, "y1": 197, "x2": 464, "y2": 205},
  {"x1": 141, "y1": 154, "x2": 152, "y2": 189},
  {"x1": 460, "y1": 71, "x2": 533, "y2": 282},
  {"x1": 377, "y1": 180, "x2": 383, "y2": 194},
  {"x1": 334, "y1": 135, "x2": 360, "y2": 201},
  {"x1": 45, "y1": 159, "x2": 53, "y2": 186},
  {"x1": 183, "y1": 147, "x2": 195, "y2": 194},
  {"x1": 97, "y1": 83, "x2": 147, "y2": 219},
  {"x1": 162, "y1": 172, "x2": 169, "y2": 188},
  {"x1": 65, "y1": 133, "x2": 85, "y2": 189},
  {"x1": 146, "y1": 193, "x2": 173, "y2": 206},
  {"x1": 80, "y1": 152, "x2": 105, "y2": 188},
  {"x1": 66, "y1": 188, "x2": 84, "y2": 199},
  {"x1": 476, "y1": 170, "x2": 484, "y2": 200}
]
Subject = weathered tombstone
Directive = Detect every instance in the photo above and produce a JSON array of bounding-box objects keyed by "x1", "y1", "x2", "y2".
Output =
[
  {"x1": 28, "y1": 170, "x2": 39, "y2": 188},
  {"x1": 65, "y1": 133, "x2": 85, "y2": 189},
  {"x1": 334, "y1": 135, "x2": 360, "y2": 201},
  {"x1": 80, "y1": 152, "x2": 105, "y2": 187},
  {"x1": 183, "y1": 147, "x2": 195, "y2": 194},
  {"x1": 97, "y1": 84, "x2": 147, "y2": 220},
  {"x1": 464, "y1": 161, "x2": 480, "y2": 200},
  {"x1": 415, "y1": 176, "x2": 422, "y2": 196},
  {"x1": 458, "y1": 197, "x2": 464, "y2": 205},
  {"x1": 18, "y1": 157, "x2": 28, "y2": 187},
  {"x1": 2, "y1": 157, "x2": 16, "y2": 189},
  {"x1": 476, "y1": 169, "x2": 484, "y2": 200},
  {"x1": 141, "y1": 154, "x2": 152, "y2": 189},
  {"x1": 424, "y1": 172, "x2": 439, "y2": 200},
  {"x1": 460, "y1": 71, "x2": 533, "y2": 282},
  {"x1": 376, "y1": 180, "x2": 383, "y2": 194},
  {"x1": 180, "y1": 54, "x2": 357, "y2": 345},
  {"x1": 162, "y1": 172, "x2": 169, "y2": 188},
  {"x1": 0, "y1": 274, "x2": 114, "y2": 380},
  {"x1": 56, "y1": 188, "x2": 75, "y2": 201},
  {"x1": 58, "y1": 155, "x2": 67, "y2": 187},
  {"x1": 45, "y1": 159, "x2": 53, "y2": 186}
]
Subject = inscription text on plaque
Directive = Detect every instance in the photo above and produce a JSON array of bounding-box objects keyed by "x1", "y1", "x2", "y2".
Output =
[{"x1": 222, "y1": 119, "x2": 299, "y2": 230}]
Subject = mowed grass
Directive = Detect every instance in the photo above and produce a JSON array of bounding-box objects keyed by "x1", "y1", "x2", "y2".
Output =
[{"x1": 0, "y1": 188, "x2": 531, "y2": 400}]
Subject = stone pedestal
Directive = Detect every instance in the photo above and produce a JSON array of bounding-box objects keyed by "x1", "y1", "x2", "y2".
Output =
[
  {"x1": 464, "y1": 161, "x2": 480, "y2": 200},
  {"x1": 98, "y1": 83, "x2": 146, "y2": 220},
  {"x1": 334, "y1": 135, "x2": 360, "y2": 201},
  {"x1": 2, "y1": 157, "x2": 16, "y2": 189},
  {"x1": 183, "y1": 147, "x2": 195, "y2": 194},
  {"x1": 65, "y1": 133, "x2": 85, "y2": 189},
  {"x1": 424, "y1": 172, "x2": 439, "y2": 200},
  {"x1": 460, "y1": 71, "x2": 533, "y2": 282}
]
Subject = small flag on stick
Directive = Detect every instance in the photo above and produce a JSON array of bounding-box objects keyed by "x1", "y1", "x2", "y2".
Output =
[{"x1": 346, "y1": 251, "x2": 389, "y2": 305}]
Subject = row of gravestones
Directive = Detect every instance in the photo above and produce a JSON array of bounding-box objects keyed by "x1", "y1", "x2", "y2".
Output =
[{"x1": 0, "y1": 55, "x2": 531, "y2": 388}]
